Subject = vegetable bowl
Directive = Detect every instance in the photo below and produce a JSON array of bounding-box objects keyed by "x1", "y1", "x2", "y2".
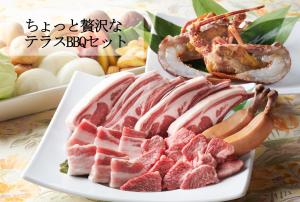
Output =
[{"x1": 0, "y1": 8, "x2": 149, "y2": 121}]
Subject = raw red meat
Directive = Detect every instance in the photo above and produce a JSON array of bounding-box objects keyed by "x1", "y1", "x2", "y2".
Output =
[
  {"x1": 67, "y1": 144, "x2": 96, "y2": 175},
  {"x1": 66, "y1": 72, "x2": 135, "y2": 130},
  {"x1": 217, "y1": 160, "x2": 244, "y2": 179},
  {"x1": 166, "y1": 128, "x2": 195, "y2": 149},
  {"x1": 141, "y1": 135, "x2": 165, "y2": 153},
  {"x1": 180, "y1": 165, "x2": 219, "y2": 189},
  {"x1": 104, "y1": 71, "x2": 170, "y2": 130},
  {"x1": 94, "y1": 126, "x2": 122, "y2": 150},
  {"x1": 135, "y1": 77, "x2": 230, "y2": 137},
  {"x1": 120, "y1": 171, "x2": 162, "y2": 192},
  {"x1": 193, "y1": 152, "x2": 217, "y2": 168},
  {"x1": 166, "y1": 128, "x2": 195, "y2": 161},
  {"x1": 67, "y1": 119, "x2": 97, "y2": 147},
  {"x1": 149, "y1": 155, "x2": 175, "y2": 177},
  {"x1": 206, "y1": 138, "x2": 234, "y2": 162},
  {"x1": 89, "y1": 148, "x2": 128, "y2": 183},
  {"x1": 163, "y1": 161, "x2": 193, "y2": 190},
  {"x1": 168, "y1": 86, "x2": 252, "y2": 136},
  {"x1": 137, "y1": 147, "x2": 163, "y2": 172},
  {"x1": 110, "y1": 158, "x2": 144, "y2": 188},
  {"x1": 118, "y1": 127, "x2": 146, "y2": 159},
  {"x1": 182, "y1": 134, "x2": 208, "y2": 161}
]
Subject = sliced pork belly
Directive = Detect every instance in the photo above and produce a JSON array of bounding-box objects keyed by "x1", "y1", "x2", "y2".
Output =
[
  {"x1": 66, "y1": 72, "x2": 136, "y2": 130},
  {"x1": 67, "y1": 144, "x2": 96, "y2": 175},
  {"x1": 120, "y1": 171, "x2": 162, "y2": 192},
  {"x1": 94, "y1": 126, "x2": 122, "y2": 150},
  {"x1": 89, "y1": 148, "x2": 128, "y2": 183},
  {"x1": 118, "y1": 127, "x2": 146, "y2": 159},
  {"x1": 110, "y1": 158, "x2": 144, "y2": 188},
  {"x1": 67, "y1": 119, "x2": 97, "y2": 147},
  {"x1": 135, "y1": 77, "x2": 230, "y2": 137},
  {"x1": 168, "y1": 86, "x2": 252, "y2": 136},
  {"x1": 104, "y1": 71, "x2": 183, "y2": 131}
]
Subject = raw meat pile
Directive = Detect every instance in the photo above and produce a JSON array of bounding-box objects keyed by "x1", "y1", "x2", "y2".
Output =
[{"x1": 65, "y1": 71, "x2": 251, "y2": 192}]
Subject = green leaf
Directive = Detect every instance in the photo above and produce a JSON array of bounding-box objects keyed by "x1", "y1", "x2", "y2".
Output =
[
  {"x1": 276, "y1": 16, "x2": 299, "y2": 43},
  {"x1": 245, "y1": 6, "x2": 290, "y2": 30},
  {"x1": 59, "y1": 160, "x2": 68, "y2": 174},
  {"x1": 233, "y1": 100, "x2": 247, "y2": 111},
  {"x1": 241, "y1": 6, "x2": 295, "y2": 44},
  {"x1": 134, "y1": 26, "x2": 164, "y2": 53},
  {"x1": 192, "y1": 0, "x2": 227, "y2": 16},
  {"x1": 184, "y1": 59, "x2": 207, "y2": 72},
  {"x1": 147, "y1": 11, "x2": 181, "y2": 37}
]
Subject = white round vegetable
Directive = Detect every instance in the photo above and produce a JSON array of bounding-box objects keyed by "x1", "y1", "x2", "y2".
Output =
[
  {"x1": 0, "y1": 22, "x2": 24, "y2": 45},
  {"x1": 57, "y1": 58, "x2": 104, "y2": 84},
  {"x1": 16, "y1": 68, "x2": 59, "y2": 95},
  {"x1": 38, "y1": 40, "x2": 77, "y2": 56},
  {"x1": 38, "y1": 51, "x2": 78, "y2": 75}
]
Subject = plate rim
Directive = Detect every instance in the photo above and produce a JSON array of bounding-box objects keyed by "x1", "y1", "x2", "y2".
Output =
[{"x1": 22, "y1": 71, "x2": 256, "y2": 202}]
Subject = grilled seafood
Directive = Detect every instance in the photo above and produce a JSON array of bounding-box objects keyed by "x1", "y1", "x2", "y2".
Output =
[
  {"x1": 158, "y1": 5, "x2": 291, "y2": 84},
  {"x1": 158, "y1": 34, "x2": 206, "y2": 78}
]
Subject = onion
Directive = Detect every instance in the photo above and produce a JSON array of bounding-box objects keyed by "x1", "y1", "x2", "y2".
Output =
[
  {"x1": 57, "y1": 58, "x2": 104, "y2": 84},
  {"x1": 38, "y1": 51, "x2": 78, "y2": 75},
  {"x1": 16, "y1": 68, "x2": 59, "y2": 95}
]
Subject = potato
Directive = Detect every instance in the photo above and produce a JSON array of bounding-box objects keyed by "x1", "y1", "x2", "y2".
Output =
[
  {"x1": 117, "y1": 54, "x2": 145, "y2": 68},
  {"x1": 57, "y1": 58, "x2": 104, "y2": 84},
  {"x1": 107, "y1": 66, "x2": 119, "y2": 74},
  {"x1": 9, "y1": 36, "x2": 40, "y2": 65},
  {"x1": 105, "y1": 45, "x2": 117, "y2": 66},
  {"x1": 0, "y1": 22, "x2": 24, "y2": 45},
  {"x1": 115, "y1": 46, "x2": 130, "y2": 56},
  {"x1": 98, "y1": 47, "x2": 109, "y2": 73},
  {"x1": 38, "y1": 51, "x2": 78, "y2": 75},
  {"x1": 14, "y1": 64, "x2": 33, "y2": 76},
  {"x1": 16, "y1": 68, "x2": 59, "y2": 95}
]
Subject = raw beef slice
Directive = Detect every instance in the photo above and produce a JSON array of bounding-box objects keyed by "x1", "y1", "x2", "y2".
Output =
[
  {"x1": 217, "y1": 160, "x2": 244, "y2": 179},
  {"x1": 163, "y1": 161, "x2": 193, "y2": 190},
  {"x1": 180, "y1": 165, "x2": 219, "y2": 189},
  {"x1": 120, "y1": 171, "x2": 162, "y2": 192}
]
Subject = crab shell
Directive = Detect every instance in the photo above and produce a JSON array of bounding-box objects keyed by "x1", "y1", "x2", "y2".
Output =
[{"x1": 210, "y1": 43, "x2": 291, "y2": 84}]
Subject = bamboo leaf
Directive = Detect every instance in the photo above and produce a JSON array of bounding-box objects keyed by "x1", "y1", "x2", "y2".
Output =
[
  {"x1": 192, "y1": 0, "x2": 227, "y2": 16},
  {"x1": 134, "y1": 27, "x2": 163, "y2": 53},
  {"x1": 147, "y1": 11, "x2": 181, "y2": 37},
  {"x1": 241, "y1": 6, "x2": 296, "y2": 44},
  {"x1": 276, "y1": 16, "x2": 299, "y2": 43}
]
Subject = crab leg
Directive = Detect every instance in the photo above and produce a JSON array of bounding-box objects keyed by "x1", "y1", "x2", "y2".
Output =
[
  {"x1": 183, "y1": 5, "x2": 264, "y2": 33},
  {"x1": 228, "y1": 25, "x2": 244, "y2": 45}
]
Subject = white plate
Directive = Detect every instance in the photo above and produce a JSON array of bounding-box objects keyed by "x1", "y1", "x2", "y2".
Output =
[
  {"x1": 23, "y1": 70, "x2": 255, "y2": 202},
  {"x1": 0, "y1": 66, "x2": 144, "y2": 121},
  {"x1": 146, "y1": 13, "x2": 300, "y2": 95}
]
